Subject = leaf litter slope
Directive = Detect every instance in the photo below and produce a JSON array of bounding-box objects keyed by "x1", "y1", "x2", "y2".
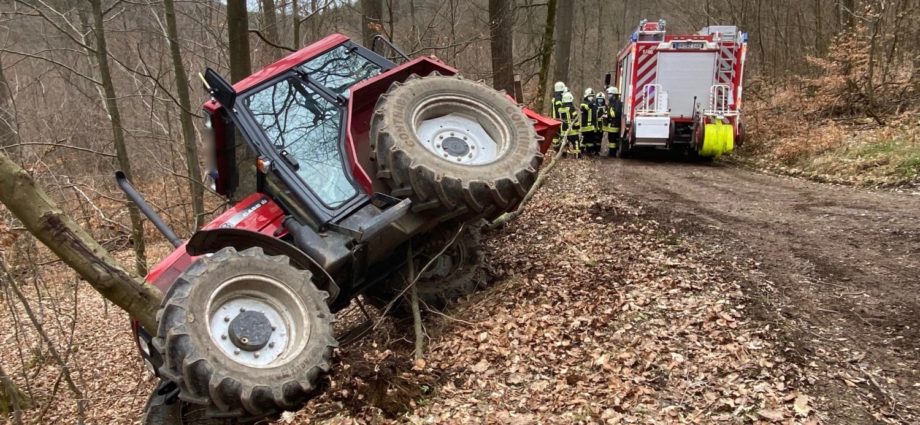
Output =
[
  {"x1": 2, "y1": 159, "x2": 813, "y2": 424},
  {"x1": 294, "y1": 158, "x2": 814, "y2": 424}
]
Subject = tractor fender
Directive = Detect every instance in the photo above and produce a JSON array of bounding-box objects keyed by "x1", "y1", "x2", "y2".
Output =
[{"x1": 185, "y1": 228, "x2": 340, "y2": 301}]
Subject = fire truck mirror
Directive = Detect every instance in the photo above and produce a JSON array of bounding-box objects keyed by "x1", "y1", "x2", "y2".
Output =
[{"x1": 604, "y1": 73, "x2": 611, "y2": 87}]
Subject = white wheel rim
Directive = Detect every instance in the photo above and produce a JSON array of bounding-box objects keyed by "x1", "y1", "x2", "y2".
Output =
[
  {"x1": 206, "y1": 275, "x2": 310, "y2": 368},
  {"x1": 411, "y1": 95, "x2": 511, "y2": 165}
]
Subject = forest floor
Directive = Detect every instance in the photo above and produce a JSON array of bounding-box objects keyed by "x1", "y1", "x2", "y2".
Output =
[{"x1": 2, "y1": 156, "x2": 918, "y2": 424}]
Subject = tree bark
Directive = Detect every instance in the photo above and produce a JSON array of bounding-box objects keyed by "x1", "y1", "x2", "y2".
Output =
[
  {"x1": 88, "y1": 0, "x2": 147, "y2": 276},
  {"x1": 0, "y1": 151, "x2": 162, "y2": 332},
  {"x1": 361, "y1": 0, "x2": 383, "y2": 47},
  {"x1": 488, "y1": 0, "x2": 515, "y2": 94},
  {"x1": 292, "y1": 0, "x2": 300, "y2": 47},
  {"x1": 226, "y1": 0, "x2": 257, "y2": 202},
  {"x1": 536, "y1": 0, "x2": 557, "y2": 114},
  {"x1": 260, "y1": 0, "x2": 282, "y2": 60},
  {"x1": 163, "y1": 0, "x2": 205, "y2": 230},
  {"x1": 0, "y1": 58, "x2": 16, "y2": 151},
  {"x1": 553, "y1": 0, "x2": 574, "y2": 85},
  {"x1": 0, "y1": 363, "x2": 28, "y2": 424}
]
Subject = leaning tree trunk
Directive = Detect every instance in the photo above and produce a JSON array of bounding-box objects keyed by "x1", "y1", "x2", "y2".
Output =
[
  {"x1": 88, "y1": 0, "x2": 147, "y2": 276},
  {"x1": 227, "y1": 0, "x2": 257, "y2": 203},
  {"x1": 163, "y1": 0, "x2": 205, "y2": 230},
  {"x1": 0, "y1": 151, "x2": 162, "y2": 332},
  {"x1": 488, "y1": 0, "x2": 515, "y2": 94},
  {"x1": 552, "y1": 0, "x2": 574, "y2": 85},
  {"x1": 535, "y1": 0, "x2": 557, "y2": 113}
]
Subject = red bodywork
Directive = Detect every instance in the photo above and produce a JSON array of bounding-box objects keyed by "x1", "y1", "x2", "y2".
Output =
[
  {"x1": 614, "y1": 24, "x2": 747, "y2": 142},
  {"x1": 140, "y1": 34, "x2": 559, "y2": 336},
  {"x1": 135, "y1": 32, "x2": 559, "y2": 370}
]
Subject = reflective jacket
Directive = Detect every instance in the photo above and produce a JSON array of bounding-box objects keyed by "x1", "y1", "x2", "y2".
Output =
[
  {"x1": 551, "y1": 92, "x2": 563, "y2": 120},
  {"x1": 605, "y1": 97, "x2": 623, "y2": 133},
  {"x1": 580, "y1": 100, "x2": 598, "y2": 133},
  {"x1": 557, "y1": 103, "x2": 579, "y2": 136}
]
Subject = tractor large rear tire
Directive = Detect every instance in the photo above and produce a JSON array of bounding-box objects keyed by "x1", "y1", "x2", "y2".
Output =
[
  {"x1": 152, "y1": 247, "x2": 336, "y2": 421},
  {"x1": 371, "y1": 74, "x2": 543, "y2": 222},
  {"x1": 365, "y1": 225, "x2": 485, "y2": 316}
]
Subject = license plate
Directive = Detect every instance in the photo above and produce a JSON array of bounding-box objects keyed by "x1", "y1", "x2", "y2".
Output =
[{"x1": 673, "y1": 42, "x2": 704, "y2": 49}]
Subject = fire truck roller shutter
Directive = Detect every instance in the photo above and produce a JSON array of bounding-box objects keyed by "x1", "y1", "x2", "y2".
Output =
[{"x1": 656, "y1": 51, "x2": 718, "y2": 118}]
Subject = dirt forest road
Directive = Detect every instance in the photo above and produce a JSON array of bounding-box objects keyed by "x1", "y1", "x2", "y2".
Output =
[{"x1": 602, "y1": 155, "x2": 920, "y2": 423}]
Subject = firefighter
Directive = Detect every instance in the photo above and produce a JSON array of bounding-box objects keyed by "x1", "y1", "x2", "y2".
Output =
[
  {"x1": 594, "y1": 92, "x2": 610, "y2": 154},
  {"x1": 580, "y1": 88, "x2": 600, "y2": 155},
  {"x1": 552, "y1": 81, "x2": 567, "y2": 120},
  {"x1": 605, "y1": 87, "x2": 623, "y2": 156},
  {"x1": 556, "y1": 90, "x2": 579, "y2": 155},
  {"x1": 551, "y1": 81, "x2": 567, "y2": 146}
]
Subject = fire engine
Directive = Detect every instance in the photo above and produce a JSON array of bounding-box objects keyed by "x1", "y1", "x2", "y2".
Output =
[{"x1": 607, "y1": 19, "x2": 748, "y2": 158}]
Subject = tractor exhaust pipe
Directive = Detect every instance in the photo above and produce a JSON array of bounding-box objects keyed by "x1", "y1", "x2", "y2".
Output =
[{"x1": 115, "y1": 171, "x2": 182, "y2": 248}]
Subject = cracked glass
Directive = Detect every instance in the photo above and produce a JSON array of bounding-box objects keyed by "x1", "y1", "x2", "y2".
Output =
[{"x1": 245, "y1": 77, "x2": 357, "y2": 208}]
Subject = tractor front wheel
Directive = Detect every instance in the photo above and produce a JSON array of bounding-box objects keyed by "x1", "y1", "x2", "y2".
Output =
[{"x1": 151, "y1": 247, "x2": 336, "y2": 422}]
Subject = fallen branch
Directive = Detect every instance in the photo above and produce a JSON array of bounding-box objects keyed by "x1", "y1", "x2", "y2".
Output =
[
  {"x1": 488, "y1": 135, "x2": 571, "y2": 229},
  {"x1": 407, "y1": 245, "x2": 425, "y2": 360}
]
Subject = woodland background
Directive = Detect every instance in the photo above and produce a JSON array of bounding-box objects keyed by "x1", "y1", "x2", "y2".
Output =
[{"x1": 0, "y1": 0, "x2": 918, "y2": 423}]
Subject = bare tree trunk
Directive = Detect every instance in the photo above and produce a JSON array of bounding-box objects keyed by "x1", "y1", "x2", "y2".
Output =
[
  {"x1": 227, "y1": 0, "x2": 257, "y2": 202},
  {"x1": 0, "y1": 58, "x2": 16, "y2": 151},
  {"x1": 361, "y1": 0, "x2": 383, "y2": 47},
  {"x1": 488, "y1": 0, "x2": 514, "y2": 93},
  {"x1": 0, "y1": 151, "x2": 162, "y2": 332},
  {"x1": 88, "y1": 0, "x2": 147, "y2": 276},
  {"x1": 292, "y1": 0, "x2": 300, "y2": 47},
  {"x1": 260, "y1": 0, "x2": 282, "y2": 59},
  {"x1": 409, "y1": 0, "x2": 418, "y2": 46},
  {"x1": 536, "y1": 0, "x2": 557, "y2": 113},
  {"x1": 553, "y1": 0, "x2": 574, "y2": 84},
  {"x1": 163, "y1": 0, "x2": 205, "y2": 230}
]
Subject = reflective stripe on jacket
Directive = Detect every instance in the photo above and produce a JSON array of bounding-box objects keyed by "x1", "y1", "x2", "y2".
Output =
[
  {"x1": 557, "y1": 104, "x2": 579, "y2": 136},
  {"x1": 579, "y1": 102, "x2": 597, "y2": 133}
]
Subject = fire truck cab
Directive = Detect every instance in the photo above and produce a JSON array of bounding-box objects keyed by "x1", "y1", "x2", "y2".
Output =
[{"x1": 609, "y1": 19, "x2": 748, "y2": 158}]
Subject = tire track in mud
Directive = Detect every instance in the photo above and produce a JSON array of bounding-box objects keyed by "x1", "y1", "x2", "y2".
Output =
[{"x1": 601, "y1": 155, "x2": 920, "y2": 424}]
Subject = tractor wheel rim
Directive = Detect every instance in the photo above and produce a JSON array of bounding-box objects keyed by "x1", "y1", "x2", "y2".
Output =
[
  {"x1": 412, "y1": 95, "x2": 510, "y2": 165},
  {"x1": 207, "y1": 275, "x2": 310, "y2": 368}
]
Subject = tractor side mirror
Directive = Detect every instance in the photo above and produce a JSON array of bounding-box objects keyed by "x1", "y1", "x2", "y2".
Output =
[
  {"x1": 204, "y1": 68, "x2": 237, "y2": 109},
  {"x1": 604, "y1": 73, "x2": 612, "y2": 87}
]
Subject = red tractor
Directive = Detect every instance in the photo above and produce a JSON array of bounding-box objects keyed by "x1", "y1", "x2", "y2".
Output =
[{"x1": 117, "y1": 34, "x2": 559, "y2": 423}]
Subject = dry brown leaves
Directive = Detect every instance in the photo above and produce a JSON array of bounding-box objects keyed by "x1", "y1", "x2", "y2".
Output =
[{"x1": 2, "y1": 160, "x2": 817, "y2": 424}]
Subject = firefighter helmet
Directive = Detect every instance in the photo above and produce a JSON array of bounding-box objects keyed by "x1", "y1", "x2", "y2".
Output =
[
  {"x1": 584, "y1": 88, "x2": 594, "y2": 98},
  {"x1": 562, "y1": 91, "x2": 574, "y2": 103},
  {"x1": 606, "y1": 86, "x2": 620, "y2": 95},
  {"x1": 596, "y1": 93, "x2": 606, "y2": 101},
  {"x1": 554, "y1": 81, "x2": 567, "y2": 92}
]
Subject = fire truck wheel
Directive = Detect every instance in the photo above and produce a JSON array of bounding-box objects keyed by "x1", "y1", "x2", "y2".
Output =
[
  {"x1": 371, "y1": 74, "x2": 543, "y2": 222},
  {"x1": 151, "y1": 247, "x2": 336, "y2": 421},
  {"x1": 364, "y1": 225, "x2": 485, "y2": 316}
]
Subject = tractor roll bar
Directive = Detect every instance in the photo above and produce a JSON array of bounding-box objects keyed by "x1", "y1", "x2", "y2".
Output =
[{"x1": 115, "y1": 171, "x2": 183, "y2": 248}]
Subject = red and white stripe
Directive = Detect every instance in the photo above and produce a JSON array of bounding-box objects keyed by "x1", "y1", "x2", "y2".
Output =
[{"x1": 633, "y1": 45, "x2": 658, "y2": 112}]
